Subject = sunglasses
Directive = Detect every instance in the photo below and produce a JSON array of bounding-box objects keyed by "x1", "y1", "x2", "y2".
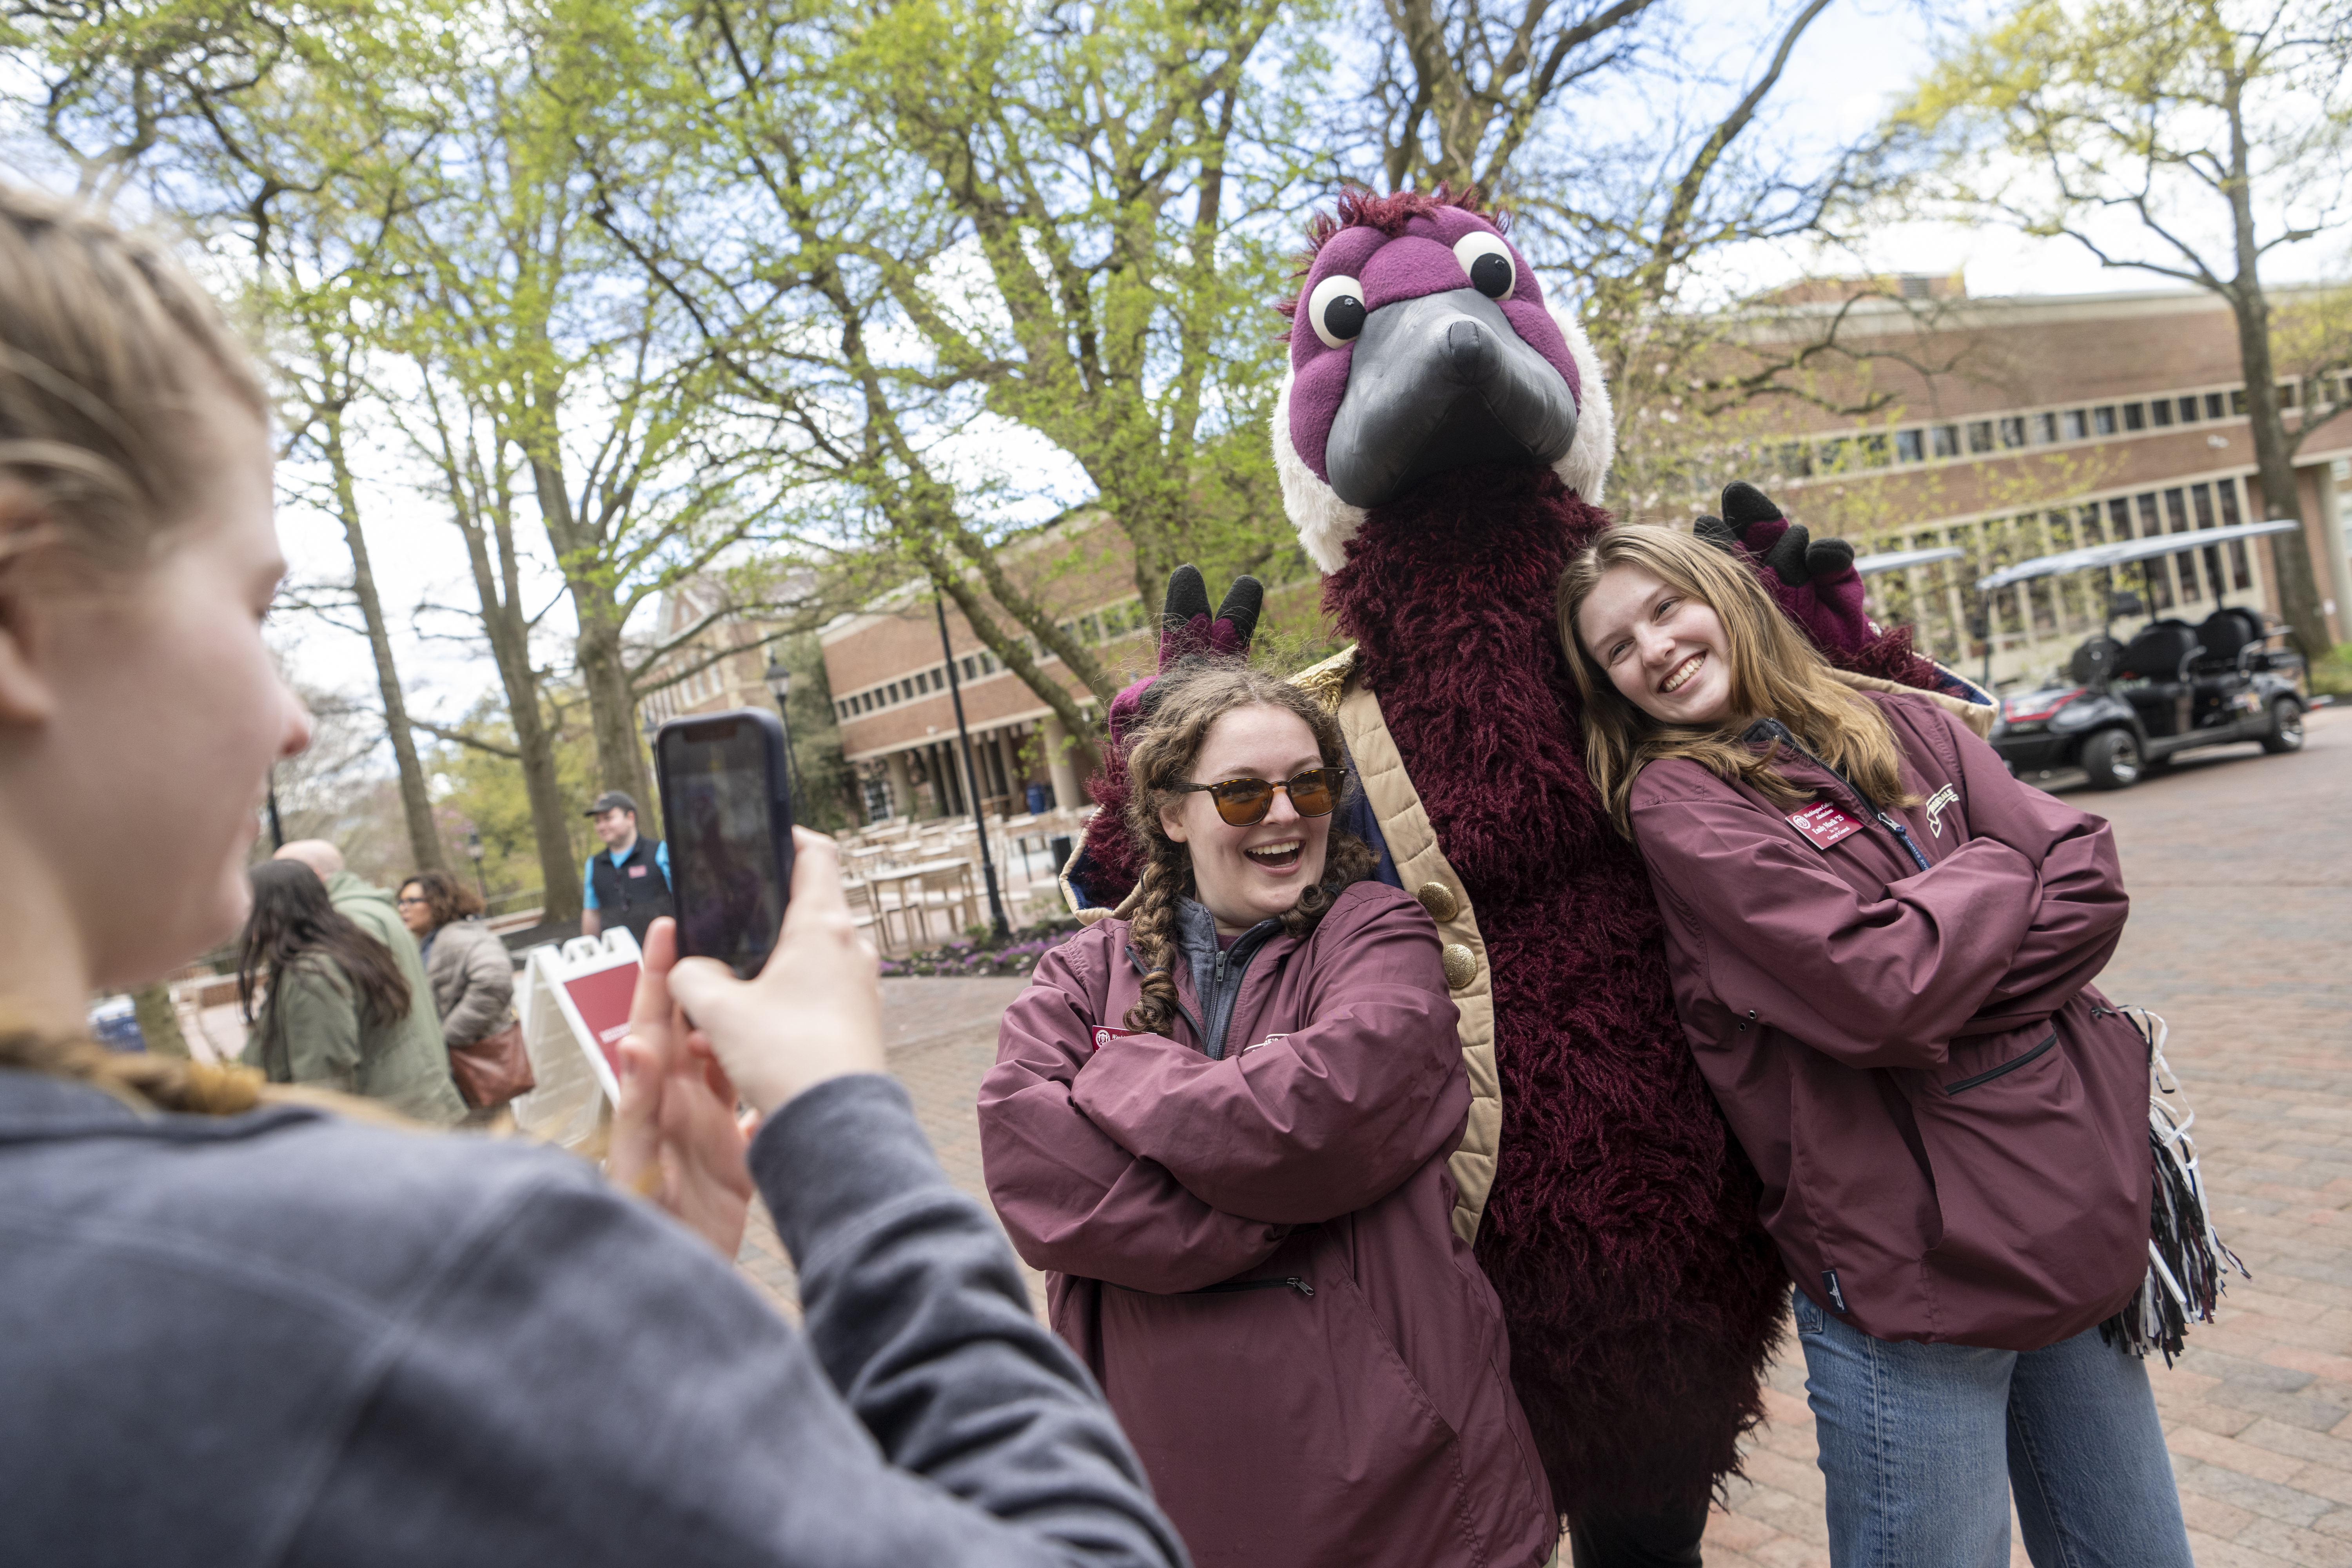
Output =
[{"x1": 1174, "y1": 766, "x2": 1347, "y2": 827}]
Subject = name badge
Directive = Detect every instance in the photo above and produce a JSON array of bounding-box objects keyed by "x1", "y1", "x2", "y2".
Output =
[
  {"x1": 628, "y1": 864, "x2": 649, "y2": 878},
  {"x1": 1091, "y1": 1026, "x2": 1133, "y2": 1054},
  {"x1": 1788, "y1": 801, "x2": 1863, "y2": 851}
]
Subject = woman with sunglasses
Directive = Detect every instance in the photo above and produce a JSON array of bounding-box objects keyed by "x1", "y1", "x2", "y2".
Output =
[{"x1": 981, "y1": 661, "x2": 1555, "y2": 1568}]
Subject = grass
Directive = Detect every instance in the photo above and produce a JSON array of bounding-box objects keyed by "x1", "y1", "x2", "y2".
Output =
[{"x1": 2309, "y1": 642, "x2": 2352, "y2": 700}]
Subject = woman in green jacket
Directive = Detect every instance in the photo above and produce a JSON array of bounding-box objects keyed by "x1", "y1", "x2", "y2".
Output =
[{"x1": 239, "y1": 860, "x2": 465, "y2": 1125}]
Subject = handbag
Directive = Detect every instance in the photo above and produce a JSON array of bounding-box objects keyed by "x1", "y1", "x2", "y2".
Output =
[
  {"x1": 448, "y1": 1014, "x2": 535, "y2": 1109},
  {"x1": 2100, "y1": 1006, "x2": 2247, "y2": 1364}
]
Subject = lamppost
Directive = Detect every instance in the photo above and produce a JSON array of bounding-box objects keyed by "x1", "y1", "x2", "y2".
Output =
[
  {"x1": 464, "y1": 827, "x2": 488, "y2": 904},
  {"x1": 932, "y1": 597, "x2": 1011, "y2": 941},
  {"x1": 762, "y1": 658, "x2": 807, "y2": 805}
]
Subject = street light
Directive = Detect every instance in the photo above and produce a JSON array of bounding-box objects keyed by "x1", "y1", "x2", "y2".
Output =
[
  {"x1": 464, "y1": 826, "x2": 488, "y2": 903},
  {"x1": 763, "y1": 658, "x2": 807, "y2": 806},
  {"x1": 932, "y1": 597, "x2": 1011, "y2": 942}
]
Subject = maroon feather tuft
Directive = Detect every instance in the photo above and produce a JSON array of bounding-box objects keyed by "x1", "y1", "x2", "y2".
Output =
[{"x1": 1325, "y1": 465, "x2": 1787, "y2": 1515}]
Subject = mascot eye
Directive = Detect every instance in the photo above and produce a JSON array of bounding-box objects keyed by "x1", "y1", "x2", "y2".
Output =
[
  {"x1": 1307, "y1": 274, "x2": 1368, "y2": 349},
  {"x1": 1452, "y1": 232, "x2": 1516, "y2": 299}
]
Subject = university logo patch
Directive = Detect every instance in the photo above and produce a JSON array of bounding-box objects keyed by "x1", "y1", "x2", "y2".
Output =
[{"x1": 1923, "y1": 785, "x2": 1959, "y2": 838}]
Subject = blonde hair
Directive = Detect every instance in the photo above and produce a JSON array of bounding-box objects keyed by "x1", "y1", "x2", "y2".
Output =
[
  {"x1": 1557, "y1": 524, "x2": 1915, "y2": 837},
  {"x1": 1118, "y1": 661, "x2": 1374, "y2": 1037},
  {"x1": 0, "y1": 184, "x2": 279, "y2": 1116},
  {"x1": 0, "y1": 183, "x2": 267, "y2": 575}
]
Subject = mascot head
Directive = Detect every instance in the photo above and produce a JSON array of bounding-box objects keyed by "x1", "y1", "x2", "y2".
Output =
[{"x1": 1272, "y1": 187, "x2": 1615, "y2": 573}]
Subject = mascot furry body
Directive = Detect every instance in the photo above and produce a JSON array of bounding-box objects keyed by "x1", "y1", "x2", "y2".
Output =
[{"x1": 1071, "y1": 189, "x2": 1974, "y2": 1532}]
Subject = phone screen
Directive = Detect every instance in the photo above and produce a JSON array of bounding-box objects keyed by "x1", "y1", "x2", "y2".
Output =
[{"x1": 659, "y1": 714, "x2": 793, "y2": 978}]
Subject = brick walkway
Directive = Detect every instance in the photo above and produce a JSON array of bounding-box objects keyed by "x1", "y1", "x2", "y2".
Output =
[{"x1": 734, "y1": 706, "x2": 2352, "y2": 1565}]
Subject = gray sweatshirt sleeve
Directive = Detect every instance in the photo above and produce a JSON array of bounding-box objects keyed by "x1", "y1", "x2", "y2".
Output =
[{"x1": 285, "y1": 1075, "x2": 1187, "y2": 1568}]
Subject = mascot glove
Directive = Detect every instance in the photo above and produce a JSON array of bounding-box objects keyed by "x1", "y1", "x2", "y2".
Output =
[{"x1": 1694, "y1": 481, "x2": 1874, "y2": 658}]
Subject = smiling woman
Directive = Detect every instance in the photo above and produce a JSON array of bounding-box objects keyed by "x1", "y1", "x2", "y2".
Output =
[
  {"x1": 1556, "y1": 523, "x2": 1916, "y2": 838},
  {"x1": 979, "y1": 657, "x2": 1559, "y2": 1568}
]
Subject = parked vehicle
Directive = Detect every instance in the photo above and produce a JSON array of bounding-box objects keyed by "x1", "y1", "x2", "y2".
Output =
[{"x1": 1978, "y1": 520, "x2": 2308, "y2": 789}]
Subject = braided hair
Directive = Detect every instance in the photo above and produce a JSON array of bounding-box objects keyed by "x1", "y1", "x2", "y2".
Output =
[{"x1": 1118, "y1": 661, "x2": 1375, "y2": 1036}]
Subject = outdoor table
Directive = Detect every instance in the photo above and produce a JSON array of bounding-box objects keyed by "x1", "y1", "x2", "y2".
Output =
[{"x1": 863, "y1": 857, "x2": 977, "y2": 944}]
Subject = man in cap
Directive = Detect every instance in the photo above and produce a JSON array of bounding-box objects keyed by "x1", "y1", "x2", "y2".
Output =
[{"x1": 580, "y1": 791, "x2": 672, "y2": 947}]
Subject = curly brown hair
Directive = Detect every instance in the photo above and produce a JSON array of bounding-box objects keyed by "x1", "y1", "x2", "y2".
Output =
[
  {"x1": 1118, "y1": 661, "x2": 1375, "y2": 1037},
  {"x1": 399, "y1": 869, "x2": 485, "y2": 931}
]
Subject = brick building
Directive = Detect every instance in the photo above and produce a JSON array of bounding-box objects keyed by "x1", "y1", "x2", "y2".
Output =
[
  {"x1": 637, "y1": 575, "x2": 792, "y2": 729},
  {"x1": 818, "y1": 523, "x2": 1160, "y2": 823},
  {"x1": 1726, "y1": 282, "x2": 2352, "y2": 685}
]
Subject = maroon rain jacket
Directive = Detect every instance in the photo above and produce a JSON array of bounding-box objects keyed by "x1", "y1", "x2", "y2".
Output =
[
  {"x1": 1628, "y1": 691, "x2": 2151, "y2": 1350},
  {"x1": 980, "y1": 880, "x2": 1555, "y2": 1568}
]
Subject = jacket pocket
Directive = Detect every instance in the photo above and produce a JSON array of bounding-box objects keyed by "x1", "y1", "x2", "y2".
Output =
[
  {"x1": 1942, "y1": 1031, "x2": 2056, "y2": 1094},
  {"x1": 1905, "y1": 1019, "x2": 2147, "y2": 1347}
]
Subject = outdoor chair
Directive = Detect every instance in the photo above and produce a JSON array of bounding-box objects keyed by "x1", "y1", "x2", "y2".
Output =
[
  {"x1": 841, "y1": 878, "x2": 903, "y2": 954},
  {"x1": 906, "y1": 862, "x2": 979, "y2": 942}
]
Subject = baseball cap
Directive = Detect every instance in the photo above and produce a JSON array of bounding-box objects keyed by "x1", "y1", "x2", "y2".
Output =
[{"x1": 585, "y1": 790, "x2": 637, "y2": 817}]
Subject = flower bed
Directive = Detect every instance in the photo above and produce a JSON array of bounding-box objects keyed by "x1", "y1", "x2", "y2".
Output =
[{"x1": 880, "y1": 918, "x2": 1083, "y2": 979}]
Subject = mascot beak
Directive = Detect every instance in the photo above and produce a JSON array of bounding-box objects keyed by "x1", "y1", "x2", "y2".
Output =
[{"x1": 1323, "y1": 288, "x2": 1581, "y2": 510}]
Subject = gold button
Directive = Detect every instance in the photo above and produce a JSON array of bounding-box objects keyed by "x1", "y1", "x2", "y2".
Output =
[
  {"x1": 1441, "y1": 942, "x2": 1477, "y2": 991},
  {"x1": 1416, "y1": 881, "x2": 1460, "y2": 923}
]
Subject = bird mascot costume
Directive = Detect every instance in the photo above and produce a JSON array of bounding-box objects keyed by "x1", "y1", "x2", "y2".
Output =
[{"x1": 1065, "y1": 187, "x2": 1991, "y2": 1566}]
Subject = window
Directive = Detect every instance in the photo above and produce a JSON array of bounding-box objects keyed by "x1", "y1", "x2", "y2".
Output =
[
  {"x1": 1819, "y1": 437, "x2": 1849, "y2": 471},
  {"x1": 1930, "y1": 425, "x2": 1959, "y2": 458},
  {"x1": 2277, "y1": 381, "x2": 2298, "y2": 409},
  {"x1": 1896, "y1": 430, "x2": 1925, "y2": 463},
  {"x1": 887, "y1": 682, "x2": 902, "y2": 703},
  {"x1": 1776, "y1": 441, "x2": 1813, "y2": 476},
  {"x1": 2205, "y1": 393, "x2": 2225, "y2": 419},
  {"x1": 2123, "y1": 403, "x2": 2145, "y2": 431},
  {"x1": 961, "y1": 655, "x2": 977, "y2": 679},
  {"x1": 1080, "y1": 613, "x2": 1103, "y2": 643},
  {"x1": 2151, "y1": 399, "x2": 2173, "y2": 427},
  {"x1": 1968, "y1": 421, "x2": 1995, "y2": 454},
  {"x1": 2177, "y1": 396, "x2": 2199, "y2": 424},
  {"x1": 1999, "y1": 417, "x2": 2026, "y2": 448},
  {"x1": 2062, "y1": 410, "x2": 2087, "y2": 441},
  {"x1": 1860, "y1": 434, "x2": 1890, "y2": 468},
  {"x1": 2093, "y1": 407, "x2": 2116, "y2": 436},
  {"x1": 2107, "y1": 497, "x2": 2133, "y2": 541},
  {"x1": 2033, "y1": 412, "x2": 2060, "y2": 444},
  {"x1": 980, "y1": 651, "x2": 996, "y2": 674}
]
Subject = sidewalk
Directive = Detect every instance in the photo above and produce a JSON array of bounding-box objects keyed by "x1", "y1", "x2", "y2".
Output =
[{"x1": 733, "y1": 708, "x2": 2352, "y2": 1564}]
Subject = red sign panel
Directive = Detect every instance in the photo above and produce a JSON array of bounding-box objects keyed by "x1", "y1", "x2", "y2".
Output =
[{"x1": 561, "y1": 963, "x2": 640, "y2": 1078}]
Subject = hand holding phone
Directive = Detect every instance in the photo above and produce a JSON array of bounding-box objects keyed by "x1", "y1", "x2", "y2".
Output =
[
  {"x1": 668, "y1": 829, "x2": 886, "y2": 1117},
  {"x1": 609, "y1": 918, "x2": 755, "y2": 1256}
]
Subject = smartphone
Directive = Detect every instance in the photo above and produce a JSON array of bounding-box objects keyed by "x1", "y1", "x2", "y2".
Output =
[{"x1": 653, "y1": 708, "x2": 796, "y2": 978}]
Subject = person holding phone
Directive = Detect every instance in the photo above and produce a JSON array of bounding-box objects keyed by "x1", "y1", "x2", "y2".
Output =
[
  {"x1": 980, "y1": 661, "x2": 1556, "y2": 1568},
  {"x1": 1557, "y1": 523, "x2": 2190, "y2": 1568},
  {"x1": 0, "y1": 181, "x2": 1182, "y2": 1568}
]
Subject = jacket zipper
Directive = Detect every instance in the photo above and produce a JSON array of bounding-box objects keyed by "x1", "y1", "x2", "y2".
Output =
[
  {"x1": 1107, "y1": 1275, "x2": 1316, "y2": 1299},
  {"x1": 1189, "y1": 1276, "x2": 1316, "y2": 1298},
  {"x1": 1942, "y1": 1031, "x2": 2057, "y2": 1094},
  {"x1": 1750, "y1": 719, "x2": 1932, "y2": 872}
]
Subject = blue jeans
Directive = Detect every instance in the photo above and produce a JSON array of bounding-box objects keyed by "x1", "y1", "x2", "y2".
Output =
[{"x1": 1793, "y1": 1291, "x2": 2192, "y2": 1568}]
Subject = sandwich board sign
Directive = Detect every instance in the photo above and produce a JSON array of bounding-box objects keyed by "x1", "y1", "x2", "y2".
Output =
[{"x1": 509, "y1": 929, "x2": 640, "y2": 1150}]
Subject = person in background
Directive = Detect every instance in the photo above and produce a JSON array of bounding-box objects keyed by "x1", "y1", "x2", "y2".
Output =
[
  {"x1": 239, "y1": 861, "x2": 467, "y2": 1125},
  {"x1": 397, "y1": 869, "x2": 517, "y2": 1122},
  {"x1": 580, "y1": 790, "x2": 672, "y2": 946},
  {"x1": 276, "y1": 838, "x2": 417, "y2": 965},
  {"x1": 0, "y1": 180, "x2": 1183, "y2": 1567}
]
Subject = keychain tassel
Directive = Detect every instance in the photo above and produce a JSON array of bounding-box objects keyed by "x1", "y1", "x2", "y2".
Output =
[{"x1": 2099, "y1": 1007, "x2": 2248, "y2": 1365}]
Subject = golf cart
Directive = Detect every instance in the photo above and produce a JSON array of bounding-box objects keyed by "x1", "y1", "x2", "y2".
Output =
[{"x1": 1977, "y1": 519, "x2": 2308, "y2": 789}]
